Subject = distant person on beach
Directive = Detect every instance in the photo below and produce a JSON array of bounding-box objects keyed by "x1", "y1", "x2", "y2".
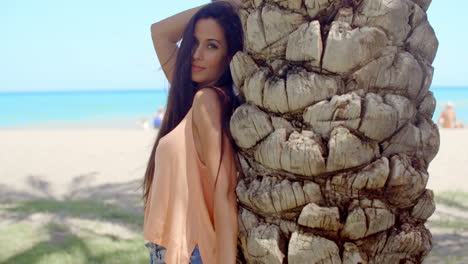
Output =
[
  {"x1": 152, "y1": 106, "x2": 165, "y2": 129},
  {"x1": 438, "y1": 102, "x2": 465, "y2": 128},
  {"x1": 142, "y1": 1, "x2": 243, "y2": 263}
]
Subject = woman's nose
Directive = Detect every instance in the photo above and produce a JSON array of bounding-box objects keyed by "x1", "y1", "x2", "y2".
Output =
[{"x1": 193, "y1": 46, "x2": 203, "y2": 60}]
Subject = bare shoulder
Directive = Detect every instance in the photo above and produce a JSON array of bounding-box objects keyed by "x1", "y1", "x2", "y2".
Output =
[
  {"x1": 193, "y1": 87, "x2": 223, "y2": 114},
  {"x1": 194, "y1": 87, "x2": 221, "y2": 103},
  {"x1": 192, "y1": 88, "x2": 224, "y2": 133}
]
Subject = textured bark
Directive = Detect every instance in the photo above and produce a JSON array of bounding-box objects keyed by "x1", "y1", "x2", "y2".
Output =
[{"x1": 231, "y1": 0, "x2": 439, "y2": 263}]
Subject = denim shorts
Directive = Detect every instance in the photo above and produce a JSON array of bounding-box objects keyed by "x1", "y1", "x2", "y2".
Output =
[{"x1": 145, "y1": 242, "x2": 203, "y2": 264}]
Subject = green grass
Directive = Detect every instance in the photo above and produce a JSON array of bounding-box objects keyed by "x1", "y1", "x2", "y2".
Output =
[
  {"x1": 427, "y1": 191, "x2": 468, "y2": 231},
  {"x1": 2, "y1": 192, "x2": 468, "y2": 263},
  {"x1": 0, "y1": 199, "x2": 148, "y2": 264},
  {"x1": 425, "y1": 253, "x2": 465, "y2": 264},
  {"x1": 427, "y1": 217, "x2": 468, "y2": 232},
  {"x1": 6, "y1": 199, "x2": 143, "y2": 227},
  {"x1": 435, "y1": 191, "x2": 468, "y2": 210},
  {"x1": 0, "y1": 222, "x2": 148, "y2": 264},
  {"x1": 425, "y1": 191, "x2": 468, "y2": 264}
]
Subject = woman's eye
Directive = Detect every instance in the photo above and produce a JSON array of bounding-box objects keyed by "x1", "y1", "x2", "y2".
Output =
[{"x1": 208, "y1": 43, "x2": 218, "y2": 49}]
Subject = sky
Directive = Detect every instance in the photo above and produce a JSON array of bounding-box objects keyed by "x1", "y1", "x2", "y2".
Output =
[{"x1": 1, "y1": 0, "x2": 466, "y2": 92}]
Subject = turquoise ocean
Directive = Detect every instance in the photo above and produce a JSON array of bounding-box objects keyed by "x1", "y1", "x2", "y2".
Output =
[{"x1": 0, "y1": 87, "x2": 467, "y2": 129}]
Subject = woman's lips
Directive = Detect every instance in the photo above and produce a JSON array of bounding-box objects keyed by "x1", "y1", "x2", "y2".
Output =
[{"x1": 192, "y1": 65, "x2": 205, "y2": 72}]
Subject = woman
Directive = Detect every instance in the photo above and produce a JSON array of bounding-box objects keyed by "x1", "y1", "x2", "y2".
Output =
[{"x1": 142, "y1": 1, "x2": 243, "y2": 263}]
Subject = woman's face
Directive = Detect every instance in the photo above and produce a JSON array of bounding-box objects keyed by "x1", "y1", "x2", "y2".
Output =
[{"x1": 191, "y1": 18, "x2": 230, "y2": 87}]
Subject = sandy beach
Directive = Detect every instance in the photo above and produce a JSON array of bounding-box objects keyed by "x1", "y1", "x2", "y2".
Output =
[
  {"x1": 0, "y1": 129, "x2": 157, "y2": 204},
  {"x1": 0, "y1": 127, "x2": 466, "y2": 199},
  {"x1": 427, "y1": 128, "x2": 468, "y2": 192}
]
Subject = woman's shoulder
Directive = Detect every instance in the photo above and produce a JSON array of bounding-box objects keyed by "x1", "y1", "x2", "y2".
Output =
[
  {"x1": 194, "y1": 86, "x2": 223, "y2": 101},
  {"x1": 192, "y1": 87, "x2": 224, "y2": 132},
  {"x1": 193, "y1": 87, "x2": 223, "y2": 112}
]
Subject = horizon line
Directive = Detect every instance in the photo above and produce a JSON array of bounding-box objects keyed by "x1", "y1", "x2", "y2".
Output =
[
  {"x1": 0, "y1": 88, "x2": 169, "y2": 95},
  {"x1": 0, "y1": 85, "x2": 467, "y2": 94}
]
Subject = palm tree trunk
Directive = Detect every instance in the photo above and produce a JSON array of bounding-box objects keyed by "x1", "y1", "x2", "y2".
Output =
[{"x1": 230, "y1": 0, "x2": 439, "y2": 263}]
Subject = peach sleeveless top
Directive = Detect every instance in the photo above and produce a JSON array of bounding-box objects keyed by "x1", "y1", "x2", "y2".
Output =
[{"x1": 143, "y1": 106, "x2": 238, "y2": 264}]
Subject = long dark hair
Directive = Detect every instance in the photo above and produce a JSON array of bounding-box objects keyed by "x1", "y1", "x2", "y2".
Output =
[{"x1": 142, "y1": 2, "x2": 244, "y2": 205}]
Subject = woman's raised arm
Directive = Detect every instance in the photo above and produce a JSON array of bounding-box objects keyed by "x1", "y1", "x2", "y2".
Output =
[{"x1": 150, "y1": 4, "x2": 207, "y2": 84}]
